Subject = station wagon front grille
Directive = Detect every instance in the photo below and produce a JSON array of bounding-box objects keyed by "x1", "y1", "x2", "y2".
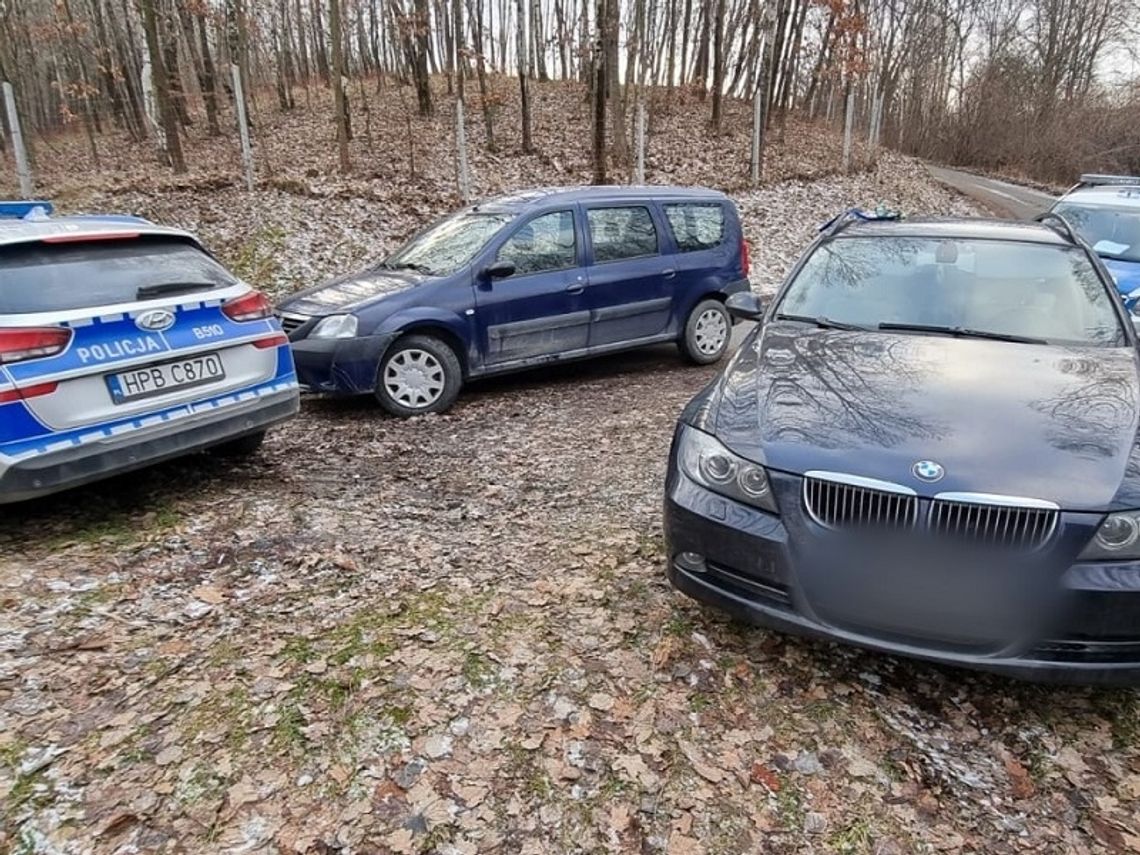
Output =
[
  {"x1": 803, "y1": 473, "x2": 1058, "y2": 550},
  {"x1": 276, "y1": 312, "x2": 308, "y2": 335},
  {"x1": 929, "y1": 498, "x2": 1057, "y2": 550},
  {"x1": 803, "y1": 473, "x2": 919, "y2": 530}
]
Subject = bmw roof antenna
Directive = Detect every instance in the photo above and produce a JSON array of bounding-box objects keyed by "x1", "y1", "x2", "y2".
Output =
[
  {"x1": 818, "y1": 205, "x2": 902, "y2": 237},
  {"x1": 1034, "y1": 211, "x2": 1080, "y2": 246}
]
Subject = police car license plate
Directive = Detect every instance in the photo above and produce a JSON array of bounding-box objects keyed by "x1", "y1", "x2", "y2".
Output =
[{"x1": 107, "y1": 353, "x2": 225, "y2": 403}]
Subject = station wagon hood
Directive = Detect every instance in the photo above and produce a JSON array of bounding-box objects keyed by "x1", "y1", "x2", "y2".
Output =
[
  {"x1": 1104, "y1": 257, "x2": 1140, "y2": 296},
  {"x1": 280, "y1": 268, "x2": 423, "y2": 316},
  {"x1": 711, "y1": 322, "x2": 1140, "y2": 511}
]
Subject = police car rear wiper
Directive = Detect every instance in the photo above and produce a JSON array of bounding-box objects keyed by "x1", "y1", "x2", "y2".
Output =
[
  {"x1": 774, "y1": 313, "x2": 871, "y2": 331},
  {"x1": 137, "y1": 281, "x2": 222, "y2": 300},
  {"x1": 877, "y1": 322, "x2": 1047, "y2": 344}
]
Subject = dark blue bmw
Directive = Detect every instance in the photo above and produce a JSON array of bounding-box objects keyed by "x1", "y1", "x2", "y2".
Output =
[
  {"x1": 665, "y1": 211, "x2": 1140, "y2": 683},
  {"x1": 277, "y1": 187, "x2": 750, "y2": 416}
]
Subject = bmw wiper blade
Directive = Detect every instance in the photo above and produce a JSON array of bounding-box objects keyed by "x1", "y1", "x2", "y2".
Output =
[
  {"x1": 877, "y1": 322, "x2": 1047, "y2": 344},
  {"x1": 774, "y1": 313, "x2": 870, "y2": 331},
  {"x1": 136, "y1": 281, "x2": 223, "y2": 299}
]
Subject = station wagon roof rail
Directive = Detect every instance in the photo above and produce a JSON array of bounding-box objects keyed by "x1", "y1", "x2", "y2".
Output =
[{"x1": 1034, "y1": 211, "x2": 1081, "y2": 246}]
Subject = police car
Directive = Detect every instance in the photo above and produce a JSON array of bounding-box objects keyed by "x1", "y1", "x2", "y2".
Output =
[
  {"x1": 1050, "y1": 174, "x2": 1140, "y2": 310},
  {"x1": 0, "y1": 201, "x2": 299, "y2": 503}
]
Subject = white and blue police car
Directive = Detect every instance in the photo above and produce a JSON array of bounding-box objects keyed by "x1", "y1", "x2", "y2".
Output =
[
  {"x1": 0, "y1": 201, "x2": 299, "y2": 503},
  {"x1": 1050, "y1": 174, "x2": 1140, "y2": 310}
]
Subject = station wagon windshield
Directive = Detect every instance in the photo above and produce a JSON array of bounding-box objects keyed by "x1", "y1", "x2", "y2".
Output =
[
  {"x1": 383, "y1": 212, "x2": 514, "y2": 276},
  {"x1": 1054, "y1": 203, "x2": 1140, "y2": 263},
  {"x1": 777, "y1": 237, "x2": 1125, "y2": 347}
]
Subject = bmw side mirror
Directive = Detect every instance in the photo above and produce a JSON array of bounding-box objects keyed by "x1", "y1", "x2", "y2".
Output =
[
  {"x1": 483, "y1": 260, "x2": 516, "y2": 280},
  {"x1": 726, "y1": 291, "x2": 764, "y2": 322}
]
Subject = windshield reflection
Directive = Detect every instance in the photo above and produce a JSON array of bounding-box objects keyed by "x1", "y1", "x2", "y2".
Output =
[{"x1": 386, "y1": 212, "x2": 514, "y2": 276}]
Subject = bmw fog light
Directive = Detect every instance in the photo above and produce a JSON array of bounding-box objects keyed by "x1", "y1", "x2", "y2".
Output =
[{"x1": 676, "y1": 552, "x2": 708, "y2": 573}]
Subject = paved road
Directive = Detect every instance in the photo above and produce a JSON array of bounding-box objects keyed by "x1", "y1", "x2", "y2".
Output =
[{"x1": 927, "y1": 165, "x2": 1056, "y2": 219}]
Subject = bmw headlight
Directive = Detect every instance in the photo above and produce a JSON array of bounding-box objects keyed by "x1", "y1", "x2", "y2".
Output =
[
  {"x1": 1080, "y1": 510, "x2": 1140, "y2": 560},
  {"x1": 676, "y1": 424, "x2": 778, "y2": 513},
  {"x1": 310, "y1": 314, "x2": 359, "y2": 339}
]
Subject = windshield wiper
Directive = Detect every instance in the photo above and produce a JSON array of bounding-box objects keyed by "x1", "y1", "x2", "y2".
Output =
[
  {"x1": 877, "y1": 322, "x2": 1047, "y2": 345},
  {"x1": 774, "y1": 313, "x2": 871, "y2": 331},
  {"x1": 136, "y1": 281, "x2": 223, "y2": 300},
  {"x1": 379, "y1": 261, "x2": 434, "y2": 275}
]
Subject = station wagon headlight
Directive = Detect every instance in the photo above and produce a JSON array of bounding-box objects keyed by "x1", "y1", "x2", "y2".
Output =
[
  {"x1": 1081, "y1": 510, "x2": 1140, "y2": 560},
  {"x1": 677, "y1": 424, "x2": 778, "y2": 513},
  {"x1": 311, "y1": 314, "x2": 358, "y2": 339}
]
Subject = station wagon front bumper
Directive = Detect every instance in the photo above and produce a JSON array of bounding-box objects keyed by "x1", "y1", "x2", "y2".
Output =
[{"x1": 0, "y1": 387, "x2": 299, "y2": 503}]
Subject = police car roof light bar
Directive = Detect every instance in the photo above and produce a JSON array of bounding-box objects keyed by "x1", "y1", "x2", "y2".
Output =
[
  {"x1": 0, "y1": 200, "x2": 54, "y2": 219},
  {"x1": 1077, "y1": 174, "x2": 1140, "y2": 188}
]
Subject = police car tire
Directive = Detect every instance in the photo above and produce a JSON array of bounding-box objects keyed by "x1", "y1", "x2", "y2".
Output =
[
  {"x1": 210, "y1": 431, "x2": 266, "y2": 458},
  {"x1": 679, "y1": 299, "x2": 731, "y2": 365},
  {"x1": 375, "y1": 334, "x2": 463, "y2": 417}
]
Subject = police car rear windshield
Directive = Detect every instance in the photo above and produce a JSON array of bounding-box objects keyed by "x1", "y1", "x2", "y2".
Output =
[
  {"x1": 0, "y1": 237, "x2": 237, "y2": 314},
  {"x1": 1054, "y1": 202, "x2": 1140, "y2": 263}
]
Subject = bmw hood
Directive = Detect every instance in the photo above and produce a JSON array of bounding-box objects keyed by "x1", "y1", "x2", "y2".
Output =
[
  {"x1": 706, "y1": 321, "x2": 1140, "y2": 511},
  {"x1": 278, "y1": 268, "x2": 422, "y2": 316},
  {"x1": 1104, "y1": 257, "x2": 1140, "y2": 297}
]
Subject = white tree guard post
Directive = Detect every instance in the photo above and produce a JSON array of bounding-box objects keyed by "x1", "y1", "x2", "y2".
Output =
[
  {"x1": 2, "y1": 82, "x2": 33, "y2": 198},
  {"x1": 635, "y1": 99, "x2": 646, "y2": 184},
  {"x1": 232, "y1": 64, "x2": 254, "y2": 191},
  {"x1": 750, "y1": 87, "x2": 763, "y2": 187},
  {"x1": 842, "y1": 88, "x2": 855, "y2": 173},
  {"x1": 456, "y1": 97, "x2": 471, "y2": 202}
]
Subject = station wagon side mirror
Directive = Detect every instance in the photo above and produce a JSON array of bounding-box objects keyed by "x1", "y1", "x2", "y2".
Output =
[
  {"x1": 482, "y1": 260, "x2": 516, "y2": 280},
  {"x1": 725, "y1": 291, "x2": 765, "y2": 322}
]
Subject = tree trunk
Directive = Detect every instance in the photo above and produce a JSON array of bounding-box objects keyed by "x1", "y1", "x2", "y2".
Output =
[
  {"x1": 413, "y1": 0, "x2": 434, "y2": 114},
  {"x1": 140, "y1": 0, "x2": 184, "y2": 171},
  {"x1": 516, "y1": 0, "x2": 533, "y2": 151},
  {"x1": 470, "y1": 0, "x2": 497, "y2": 149},
  {"x1": 592, "y1": 0, "x2": 607, "y2": 182},
  {"x1": 330, "y1": 0, "x2": 351, "y2": 171},
  {"x1": 710, "y1": 0, "x2": 725, "y2": 129}
]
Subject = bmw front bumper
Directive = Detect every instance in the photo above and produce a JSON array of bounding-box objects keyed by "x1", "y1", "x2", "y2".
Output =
[{"x1": 664, "y1": 443, "x2": 1140, "y2": 685}]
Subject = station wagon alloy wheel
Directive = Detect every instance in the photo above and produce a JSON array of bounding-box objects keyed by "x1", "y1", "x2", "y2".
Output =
[
  {"x1": 384, "y1": 348, "x2": 445, "y2": 409},
  {"x1": 694, "y1": 308, "x2": 729, "y2": 355}
]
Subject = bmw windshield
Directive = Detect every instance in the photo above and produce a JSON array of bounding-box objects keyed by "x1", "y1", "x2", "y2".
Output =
[
  {"x1": 383, "y1": 212, "x2": 514, "y2": 276},
  {"x1": 1054, "y1": 203, "x2": 1140, "y2": 263},
  {"x1": 776, "y1": 236, "x2": 1126, "y2": 347}
]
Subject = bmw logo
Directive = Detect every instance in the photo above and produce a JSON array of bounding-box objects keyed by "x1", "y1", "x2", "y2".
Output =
[
  {"x1": 136, "y1": 309, "x2": 175, "y2": 333},
  {"x1": 912, "y1": 460, "x2": 945, "y2": 482}
]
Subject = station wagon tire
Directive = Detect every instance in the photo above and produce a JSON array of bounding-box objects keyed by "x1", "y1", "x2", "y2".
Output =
[
  {"x1": 680, "y1": 299, "x2": 731, "y2": 364},
  {"x1": 375, "y1": 335, "x2": 463, "y2": 417},
  {"x1": 210, "y1": 431, "x2": 266, "y2": 458}
]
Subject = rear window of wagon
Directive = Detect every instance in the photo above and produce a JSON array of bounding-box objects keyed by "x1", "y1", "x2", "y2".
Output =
[{"x1": 0, "y1": 237, "x2": 236, "y2": 314}]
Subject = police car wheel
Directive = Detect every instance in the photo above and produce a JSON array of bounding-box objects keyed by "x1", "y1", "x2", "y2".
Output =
[
  {"x1": 375, "y1": 335, "x2": 463, "y2": 417},
  {"x1": 210, "y1": 431, "x2": 266, "y2": 458},
  {"x1": 679, "y1": 299, "x2": 731, "y2": 365}
]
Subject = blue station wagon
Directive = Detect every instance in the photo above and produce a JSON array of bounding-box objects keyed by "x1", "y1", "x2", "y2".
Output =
[{"x1": 277, "y1": 187, "x2": 752, "y2": 416}]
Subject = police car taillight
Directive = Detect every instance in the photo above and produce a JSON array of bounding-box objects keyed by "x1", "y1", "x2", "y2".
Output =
[
  {"x1": 222, "y1": 291, "x2": 273, "y2": 322},
  {"x1": 0, "y1": 327, "x2": 73, "y2": 364}
]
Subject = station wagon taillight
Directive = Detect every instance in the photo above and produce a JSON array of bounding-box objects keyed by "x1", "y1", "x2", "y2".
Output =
[
  {"x1": 222, "y1": 290, "x2": 273, "y2": 322},
  {"x1": 741, "y1": 239, "x2": 752, "y2": 278},
  {"x1": 0, "y1": 327, "x2": 73, "y2": 364}
]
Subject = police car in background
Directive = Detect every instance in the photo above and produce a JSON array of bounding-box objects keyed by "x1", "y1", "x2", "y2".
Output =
[
  {"x1": 1050, "y1": 174, "x2": 1140, "y2": 310},
  {"x1": 0, "y1": 201, "x2": 299, "y2": 503}
]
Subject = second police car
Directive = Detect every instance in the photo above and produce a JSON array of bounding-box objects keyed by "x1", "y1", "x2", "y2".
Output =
[{"x1": 0, "y1": 201, "x2": 299, "y2": 503}]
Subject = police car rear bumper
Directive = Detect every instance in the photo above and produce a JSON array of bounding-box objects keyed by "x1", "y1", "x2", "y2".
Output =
[{"x1": 0, "y1": 388, "x2": 299, "y2": 503}]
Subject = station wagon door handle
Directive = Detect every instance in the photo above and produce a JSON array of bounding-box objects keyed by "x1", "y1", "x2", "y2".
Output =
[
  {"x1": 662, "y1": 268, "x2": 676, "y2": 279},
  {"x1": 565, "y1": 283, "x2": 585, "y2": 294}
]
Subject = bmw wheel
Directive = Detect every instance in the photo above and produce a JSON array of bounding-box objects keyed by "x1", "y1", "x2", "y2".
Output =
[
  {"x1": 375, "y1": 334, "x2": 463, "y2": 417},
  {"x1": 680, "y1": 299, "x2": 731, "y2": 365}
]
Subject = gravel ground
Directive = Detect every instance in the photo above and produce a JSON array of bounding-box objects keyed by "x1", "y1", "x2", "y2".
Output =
[{"x1": 3, "y1": 150, "x2": 1139, "y2": 855}]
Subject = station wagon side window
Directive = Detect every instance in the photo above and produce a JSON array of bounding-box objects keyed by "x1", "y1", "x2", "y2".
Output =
[
  {"x1": 664, "y1": 203, "x2": 726, "y2": 252},
  {"x1": 496, "y1": 210, "x2": 578, "y2": 276},
  {"x1": 586, "y1": 206, "x2": 659, "y2": 263}
]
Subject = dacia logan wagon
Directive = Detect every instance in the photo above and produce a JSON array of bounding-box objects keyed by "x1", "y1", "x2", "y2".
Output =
[{"x1": 277, "y1": 187, "x2": 752, "y2": 416}]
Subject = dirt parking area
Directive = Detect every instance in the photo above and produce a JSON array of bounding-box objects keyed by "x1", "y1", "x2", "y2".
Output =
[{"x1": 3, "y1": 157, "x2": 1139, "y2": 854}]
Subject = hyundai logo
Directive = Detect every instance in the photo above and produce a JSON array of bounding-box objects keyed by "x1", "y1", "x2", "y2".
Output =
[
  {"x1": 912, "y1": 460, "x2": 945, "y2": 482},
  {"x1": 136, "y1": 309, "x2": 175, "y2": 333}
]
